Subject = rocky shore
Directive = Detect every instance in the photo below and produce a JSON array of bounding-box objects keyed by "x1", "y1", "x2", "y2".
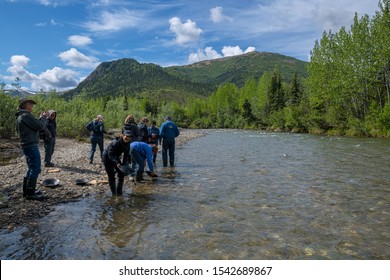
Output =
[{"x1": 0, "y1": 129, "x2": 205, "y2": 230}]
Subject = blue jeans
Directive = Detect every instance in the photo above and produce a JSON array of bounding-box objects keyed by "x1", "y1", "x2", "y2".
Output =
[
  {"x1": 162, "y1": 138, "x2": 175, "y2": 165},
  {"x1": 130, "y1": 149, "x2": 145, "y2": 179},
  {"x1": 22, "y1": 146, "x2": 41, "y2": 179},
  {"x1": 90, "y1": 136, "x2": 104, "y2": 162},
  {"x1": 44, "y1": 137, "x2": 56, "y2": 163}
]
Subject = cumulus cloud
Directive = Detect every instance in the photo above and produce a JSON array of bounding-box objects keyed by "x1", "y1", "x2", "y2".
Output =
[
  {"x1": 188, "y1": 46, "x2": 255, "y2": 63},
  {"x1": 59, "y1": 48, "x2": 100, "y2": 68},
  {"x1": 188, "y1": 47, "x2": 222, "y2": 64},
  {"x1": 84, "y1": 9, "x2": 138, "y2": 32},
  {"x1": 222, "y1": 46, "x2": 256, "y2": 57},
  {"x1": 210, "y1": 6, "x2": 232, "y2": 23},
  {"x1": 6, "y1": 55, "x2": 79, "y2": 91},
  {"x1": 68, "y1": 35, "x2": 93, "y2": 47},
  {"x1": 32, "y1": 67, "x2": 79, "y2": 91},
  {"x1": 169, "y1": 17, "x2": 202, "y2": 44}
]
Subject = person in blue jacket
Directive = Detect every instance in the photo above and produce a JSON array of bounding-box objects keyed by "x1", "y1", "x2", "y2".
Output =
[
  {"x1": 130, "y1": 141, "x2": 158, "y2": 182},
  {"x1": 86, "y1": 114, "x2": 107, "y2": 164},
  {"x1": 159, "y1": 116, "x2": 180, "y2": 167}
]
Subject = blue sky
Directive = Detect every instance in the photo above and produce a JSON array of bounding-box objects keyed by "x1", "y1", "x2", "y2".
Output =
[{"x1": 0, "y1": 0, "x2": 379, "y2": 92}]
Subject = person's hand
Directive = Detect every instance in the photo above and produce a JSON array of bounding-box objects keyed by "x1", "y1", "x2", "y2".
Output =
[{"x1": 40, "y1": 111, "x2": 48, "y2": 118}]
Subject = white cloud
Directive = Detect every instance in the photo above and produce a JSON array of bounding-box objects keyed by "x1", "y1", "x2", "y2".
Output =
[
  {"x1": 6, "y1": 55, "x2": 79, "y2": 91},
  {"x1": 32, "y1": 67, "x2": 79, "y2": 91},
  {"x1": 10, "y1": 55, "x2": 30, "y2": 68},
  {"x1": 84, "y1": 9, "x2": 138, "y2": 32},
  {"x1": 210, "y1": 6, "x2": 232, "y2": 23},
  {"x1": 188, "y1": 47, "x2": 222, "y2": 64},
  {"x1": 169, "y1": 17, "x2": 203, "y2": 44},
  {"x1": 68, "y1": 35, "x2": 93, "y2": 47},
  {"x1": 188, "y1": 46, "x2": 256, "y2": 64},
  {"x1": 59, "y1": 48, "x2": 100, "y2": 69},
  {"x1": 222, "y1": 46, "x2": 255, "y2": 57},
  {"x1": 210, "y1": 7, "x2": 224, "y2": 23}
]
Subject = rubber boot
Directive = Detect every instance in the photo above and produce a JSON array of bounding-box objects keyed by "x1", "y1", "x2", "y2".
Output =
[
  {"x1": 26, "y1": 178, "x2": 47, "y2": 201},
  {"x1": 163, "y1": 160, "x2": 167, "y2": 167},
  {"x1": 170, "y1": 161, "x2": 174, "y2": 167},
  {"x1": 108, "y1": 178, "x2": 116, "y2": 195},
  {"x1": 116, "y1": 179, "x2": 124, "y2": 195},
  {"x1": 23, "y1": 177, "x2": 42, "y2": 197},
  {"x1": 23, "y1": 177, "x2": 27, "y2": 197}
]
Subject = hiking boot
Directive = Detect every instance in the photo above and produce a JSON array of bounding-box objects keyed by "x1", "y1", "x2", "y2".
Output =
[{"x1": 44, "y1": 162, "x2": 55, "y2": 167}]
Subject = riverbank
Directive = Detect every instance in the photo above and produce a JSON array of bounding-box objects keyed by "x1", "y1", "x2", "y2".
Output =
[{"x1": 0, "y1": 129, "x2": 205, "y2": 230}]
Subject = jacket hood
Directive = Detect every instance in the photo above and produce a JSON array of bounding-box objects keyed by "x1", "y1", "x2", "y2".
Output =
[{"x1": 47, "y1": 110, "x2": 56, "y2": 117}]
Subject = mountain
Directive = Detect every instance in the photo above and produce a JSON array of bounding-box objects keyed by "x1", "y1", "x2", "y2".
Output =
[
  {"x1": 166, "y1": 51, "x2": 308, "y2": 88},
  {"x1": 62, "y1": 52, "x2": 308, "y2": 100},
  {"x1": 62, "y1": 58, "x2": 212, "y2": 101},
  {"x1": 3, "y1": 89, "x2": 37, "y2": 98}
]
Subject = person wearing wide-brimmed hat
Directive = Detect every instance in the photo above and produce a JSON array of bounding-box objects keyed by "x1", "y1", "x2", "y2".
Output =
[{"x1": 15, "y1": 98, "x2": 48, "y2": 201}]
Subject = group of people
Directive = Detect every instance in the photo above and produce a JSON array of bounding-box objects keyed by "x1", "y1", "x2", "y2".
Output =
[
  {"x1": 86, "y1": 114, "x2": 180, "y2": 195},
  {"x1": 15, "y1": 97, "x2": 180, "y2": 200}
]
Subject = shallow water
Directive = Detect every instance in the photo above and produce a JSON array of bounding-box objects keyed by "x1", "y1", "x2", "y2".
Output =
[{"x1": 1, "y1": 130, "x2": 389, "y2": 259}]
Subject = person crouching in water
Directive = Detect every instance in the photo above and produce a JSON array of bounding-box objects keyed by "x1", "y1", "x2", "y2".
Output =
[
  {"x1": 130, "y1": 142, "x2": 158, "y2": 182},
  {"x1": 102, "y1": 131, "x2": 133, "y2": 195}
]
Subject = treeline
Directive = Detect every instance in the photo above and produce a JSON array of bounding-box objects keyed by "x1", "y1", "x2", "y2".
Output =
[{"x1": 0, "y1": 0, "x2": 389, "y2": 139}]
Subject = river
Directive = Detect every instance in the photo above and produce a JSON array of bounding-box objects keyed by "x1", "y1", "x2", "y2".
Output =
[{"x1": 0, "y1": 130, "x2": 389, "y2": 259}]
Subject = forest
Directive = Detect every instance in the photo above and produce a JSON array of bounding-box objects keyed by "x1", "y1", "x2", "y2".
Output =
[{"x1": 0, "y1": 0, "x2": 389, "y2": 139}]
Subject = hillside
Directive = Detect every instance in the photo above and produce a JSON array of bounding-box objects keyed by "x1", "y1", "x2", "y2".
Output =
[
  {"x1": 166, "y1": 51, "x2": 308, "y2": 88},
  {"x1": 63, "y1": 58, "x2": 212, "y2": 100},
  {"x1": 62, "y1": 52, "x2": 308, "y2": 100}
]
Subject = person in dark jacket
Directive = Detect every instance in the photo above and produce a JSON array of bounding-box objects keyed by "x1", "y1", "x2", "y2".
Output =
[
  {"x1": 102, "y1": 131, "x2": 133, "y2": 195},
  {"x1": 137, "y1": 117, "x2": 149, "y2": 142},
  {"x1": 147, "y1": 120, "x2": 160, "y2": 164},
  {"x1": 159, "y1": 116, "x2": 180, "y2": 167},
  {"x1": 15, "y1": 98, "x2": 48, "y2": 201},
  {"x1": 40, "y1": 109, "x2": 57, "y2": 167},
  {"x1": 122, "y1": 114, "x2": 139, "y2": 142},
  {"x1": 86, "y1": 114, "x2": 107, "y2": 164}
]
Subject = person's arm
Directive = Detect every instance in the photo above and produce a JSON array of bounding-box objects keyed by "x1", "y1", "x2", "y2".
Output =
[
  {"x1": 145, "y1": 147, "x2": 154, "y2": 172},
  {"x1": 175, "y1": 125, "x2": 180, "y2": 137}
]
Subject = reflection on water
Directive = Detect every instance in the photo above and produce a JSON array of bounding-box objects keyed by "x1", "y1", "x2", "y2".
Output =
[{"x1": 0, "y1": 130, "x2": 389, "y2": 259}]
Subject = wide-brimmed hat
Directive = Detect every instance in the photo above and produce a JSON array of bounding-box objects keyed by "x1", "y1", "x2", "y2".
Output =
[{"x1": 19, "y1": 98, "x2": 36, "y2": 108}]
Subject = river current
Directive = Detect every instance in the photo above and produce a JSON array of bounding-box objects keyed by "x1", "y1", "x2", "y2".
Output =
[{"x1": 1, "y1": 130, "x2": 389, "y2": 259}]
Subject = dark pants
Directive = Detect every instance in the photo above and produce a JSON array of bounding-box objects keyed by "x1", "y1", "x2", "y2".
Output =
[
  {"x1": 162, "y1": 138, "x2": 175, "y2": 165},
  {"x1": 44, "y1": 137, "x2": 56, "y2": 164},
  {"x1": 90, "y1": 136, "x2": 104, "y2": 162},
  {"x1": 22, "y1": 146, "x2": 41, "y2": 179},
  {"x1": 102, "y1": 155, "x2": 125, "y2": 194}
]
